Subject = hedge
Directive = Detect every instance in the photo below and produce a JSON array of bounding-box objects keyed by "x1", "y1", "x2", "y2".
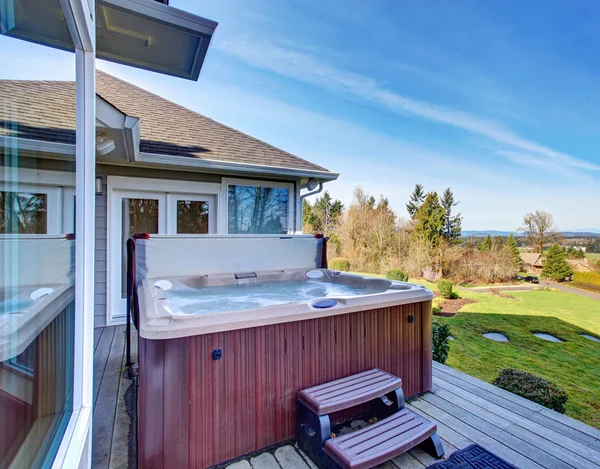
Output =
[
  {"x1": 328, "y1": 257, "x2": 351, "y2": 272},
  {"x1": 386, "y1": 269, "x2": 409, "y2": 282},
  {"x1": 492, "y1": 368, "x2": 568, "y2": 413},
  {"x1": 438, "y1": 279, "x2": 453, "y2": 299},
  {"x1": 432, "y1": 320, "x2": 451, "y2": 364},
  {"x1": 573, "y1": 271, "x2": 600, "y2": 288}
]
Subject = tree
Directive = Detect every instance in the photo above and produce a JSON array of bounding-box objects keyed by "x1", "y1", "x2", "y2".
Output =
[
  {"x1": 440, "y1": 188, "x2": 462, "y2": 243},
  {"x1": 478, "y1": 234, "x2": 493, "y2": 252},
  {"x1": 302, "y1": 191, "x2": 343, "y2": 234},
  {"x1": 542, "y1": 243, "x2": 573, "y2": 281},
  {"x1": 494, "y1": 236, "x2": 504, "y2": 248},
  {"x1": 507, "y1": 234, "x2": 523, "y2": 271},
  {"x1": 412, "y1": 192, "x2": 445, "y2": 246},
  {"x1": 406, "y1": 184, "x2": 425, "y2": 218},
  {"x1": 566, "y1": 246, "x2": 585, "y2": 259},
  {"x1": 520, "y1": 210, "x2": 559, "y2": 254}
]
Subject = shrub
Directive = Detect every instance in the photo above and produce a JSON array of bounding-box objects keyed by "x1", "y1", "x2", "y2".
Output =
[
  {"x1": 492, "y1": 369, "x2": 568, "y2": 413},
  {"x1": 432, "y1": 320, "x2": 451, "y2": 364},
  {"x1": 386, "y1": 269, "x2": 409, "y2": 282},
  {"x1": 329, "y1": 257, "x2": 351, "y2": 272},
  {"x1": 574, "y1": 271, "x2": 600, "y2": 288},
  {"x1": 450, "y1": 291, "x2": 460, "y2": 300},
  {"x1": 438, "y1": 279, "x2": 453, "y2": 299}
]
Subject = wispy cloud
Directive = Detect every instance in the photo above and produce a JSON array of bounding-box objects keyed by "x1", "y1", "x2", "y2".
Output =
[{"x1": 215, "y1": 37, "x2": 600, "y2": 172}]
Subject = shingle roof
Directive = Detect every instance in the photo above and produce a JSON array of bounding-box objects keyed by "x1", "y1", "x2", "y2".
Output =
[
  {"x1": 0, "y1": 71, "x2": 330, "y2": 173},
  {"x1": 520, "y1": 252, "x2": 543, "y2": 266}
]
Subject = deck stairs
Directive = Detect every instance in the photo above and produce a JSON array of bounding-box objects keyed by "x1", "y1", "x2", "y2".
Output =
[{"x1": 297, "y1": 369, "x2": 444, "y2": 469}]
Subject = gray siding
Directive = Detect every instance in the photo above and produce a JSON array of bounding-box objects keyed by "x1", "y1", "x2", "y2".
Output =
[{"x1": 94, "y1": 183, "x2": 108, "y2": 328}]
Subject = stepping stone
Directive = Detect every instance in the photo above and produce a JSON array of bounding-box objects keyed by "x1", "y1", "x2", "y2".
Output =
[
  {"x1": 275, "y1": 446, "x2": 310, "y2": 469},
  {"x1": 581, "y1": 334, "x2": 600, "y2": 343},
  {"x1": 482, "y1": 332, "x2": 508, "y2": 342},
  {"x1": 251, "y1": 453, "x2": 281, "y2": 469},
  {"x1": 448, "y1": 336, "x2": 455, "y2": 341},
  {"x1": 533, "y1": 333, "x2": 564, "y2": 342},
  {"x1": 227, "y1": 460, "x2": 251, "y2": 469}
]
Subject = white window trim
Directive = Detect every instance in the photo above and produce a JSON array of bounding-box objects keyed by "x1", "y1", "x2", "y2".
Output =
[
  {"x1": 221, "y1": 177, "x2": 295, "y2": 235},
  {"x1": 106, "y1": 176, "x2": 221, "y2": 325}
]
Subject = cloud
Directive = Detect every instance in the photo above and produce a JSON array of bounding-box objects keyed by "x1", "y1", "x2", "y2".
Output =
[{"x1": 215, "y1": 37, "x2": 600, "y2": 172}]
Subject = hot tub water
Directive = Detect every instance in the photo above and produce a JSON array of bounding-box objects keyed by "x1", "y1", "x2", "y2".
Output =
[{"x1": 160, "y1": 279, "x2": 368, "y2": 315}]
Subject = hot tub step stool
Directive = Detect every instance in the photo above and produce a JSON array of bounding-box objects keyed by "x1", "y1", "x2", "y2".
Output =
[{"x1": 297, "y1": 369, "x2": 444, "y2": 469}]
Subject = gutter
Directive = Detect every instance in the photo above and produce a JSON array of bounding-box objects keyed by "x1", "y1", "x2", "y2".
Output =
[{"x1": 138, "y1": 152, "x2": 339, "y2": 181}]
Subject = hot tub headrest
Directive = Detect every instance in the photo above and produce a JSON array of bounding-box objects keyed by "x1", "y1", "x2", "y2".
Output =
[{"x1": 133, "y1": 234, "x2": 326, "y2": 283}]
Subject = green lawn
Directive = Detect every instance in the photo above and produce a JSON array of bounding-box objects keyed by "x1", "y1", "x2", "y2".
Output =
[
  {"x1": 586, "y1": 253, "x2": 600, "y2": 262},
  {"x1": 354, "y1": 272, "x2": 600, "y2": 428}
]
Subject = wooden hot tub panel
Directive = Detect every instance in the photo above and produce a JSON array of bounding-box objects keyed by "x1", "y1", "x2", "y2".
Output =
[{"x1": 138, "y1": 300, "x2": 432, "y2": 469}]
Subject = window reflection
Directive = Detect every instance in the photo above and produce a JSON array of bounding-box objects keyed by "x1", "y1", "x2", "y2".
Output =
[
  {"x1": 0, "y1": 192, "x2": 47, "y2": 234},
  {"x1": 177, "y1": 200, "x2": 209, "y2": 234},
  {"x1": 228, "y1": 185, "x2": 289, "y2": 234}
]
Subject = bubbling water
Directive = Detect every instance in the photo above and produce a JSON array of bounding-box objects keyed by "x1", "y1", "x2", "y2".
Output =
[{"x1": 162, "y1": 279, "x2": 368, "y2": 315}]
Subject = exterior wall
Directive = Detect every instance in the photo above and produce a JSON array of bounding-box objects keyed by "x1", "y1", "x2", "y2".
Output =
[{"x1": 138, "y1": 301, "x2": 433, "y2": 469}]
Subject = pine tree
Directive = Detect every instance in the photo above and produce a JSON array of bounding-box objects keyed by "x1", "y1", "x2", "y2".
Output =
[
  {"x1": 440, "y1": 187, "x2": 462, "y2": 243},
  {"x1": 479, "y1": 234, "x2": 493, "y2": 251},
  {"x1": 406, "y1": 184, "x2": 425, "y2": 218},
  {"x1": 494, "y1": 236, "x2": 504, "y2": 247},
  {"x1": 412, "y1": 192, "x2": 445, "y2": 246},
  {"x1": 507, "y1": 234, "x2": 522, "y2": 271},
  {"x1": 542, "y1": 243, "x2": 573, "y2": 281}
]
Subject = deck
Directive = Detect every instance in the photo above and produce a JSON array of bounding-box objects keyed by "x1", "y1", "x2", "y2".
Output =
[{"x1": 92, "y1": 326, "x2": 600, "y2": 469}]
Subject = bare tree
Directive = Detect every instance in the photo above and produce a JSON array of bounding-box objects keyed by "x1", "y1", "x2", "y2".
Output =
[{"x1": 520, "y1": 210, "x2": 559, "y2": 254}]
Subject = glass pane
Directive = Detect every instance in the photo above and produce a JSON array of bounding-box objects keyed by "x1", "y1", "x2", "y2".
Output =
[
  {"x1": 228, "y1": 185, "x2": 289, "y2": 234},
  {"x1": 1, "y1": 33, "x2": 75, "y2": 468},
  {"x1": 177, "y1": 200, "x2": 209, "y2": 234},
  {"x1": 125, "y1": 198, "x2": 159, "y2": 236},
  {"x1": 0, "y1": 192, "x2": 47, "y2": 234},
  {"x1": 121, "y1": 198, "x2": 159, "y2": 298}
]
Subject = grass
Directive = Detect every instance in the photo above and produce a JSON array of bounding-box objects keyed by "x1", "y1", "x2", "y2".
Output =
[
  {"x1": 586, "y1": 253, "x2": 600, "y2": 262},
  {"x1": 354, "y1": 271, "x2": 600, "y2": 428}
]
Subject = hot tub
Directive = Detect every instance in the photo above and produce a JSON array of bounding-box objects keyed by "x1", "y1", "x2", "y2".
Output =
[
  {"x1": 131, "y1": 235, "x2": 434, "y2": 469},
  {"x1": 138, "y1": 269, "x2": 431, "y2": 339}
]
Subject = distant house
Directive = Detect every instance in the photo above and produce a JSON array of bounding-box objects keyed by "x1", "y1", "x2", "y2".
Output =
[
  {"x1": 520, "y1": 252, "x2": 544, "y2": 274},
  {"x1": 567, "y1": 259, "x2": 594, "y2": 273}
]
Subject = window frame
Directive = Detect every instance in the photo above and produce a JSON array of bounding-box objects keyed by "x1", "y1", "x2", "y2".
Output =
[{"x1": 221, "y1": 178, "x2": 295, "y2": 235}]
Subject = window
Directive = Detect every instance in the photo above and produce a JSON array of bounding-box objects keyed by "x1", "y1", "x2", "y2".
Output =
[
  {"x1": 227, "y1": 183, "x2": 290, "y2": 234},
  {"x1": 0, "y1": 192, "x2": 48, "y2": 234},
  {"x1": 177, "y1": 200, "x2": 209, "y2": 234}
]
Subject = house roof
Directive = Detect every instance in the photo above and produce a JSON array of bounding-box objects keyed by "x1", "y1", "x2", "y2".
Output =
[
  {"x1": 567, "y1": 259, "x2": 593, "y2": 271},
  {"x1": 520, "y1": 252, "x2": 543, "y2": 266},
  {"x1": 0, "y1": 71, "x2": 332, "y2": 175}
]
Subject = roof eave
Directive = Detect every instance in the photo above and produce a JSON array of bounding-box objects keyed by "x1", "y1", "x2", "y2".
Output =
[{"x1": 137, "y1": 152, "x2": 339, "y2": 181}]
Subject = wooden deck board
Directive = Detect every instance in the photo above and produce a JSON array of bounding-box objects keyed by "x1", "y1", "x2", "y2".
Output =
[
  {"x1": 91, "y1": 326, "x2": 600, "y2": 469},
  {"x1": 92, "y1": 326, "x2": 126, "y2": 469}
]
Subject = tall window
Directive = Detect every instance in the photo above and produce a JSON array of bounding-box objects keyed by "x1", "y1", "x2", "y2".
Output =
[
  {"x1": 227, "y1": 184, "x2": 290, "y2": 234},
  {"x1": 0, "y1": 26, "x2": 76, "y2": 469}
]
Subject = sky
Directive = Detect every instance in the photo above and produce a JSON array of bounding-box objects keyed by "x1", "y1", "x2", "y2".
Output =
[{"x1": 1, "y1": 0, "x2": 599, "y2": 231}]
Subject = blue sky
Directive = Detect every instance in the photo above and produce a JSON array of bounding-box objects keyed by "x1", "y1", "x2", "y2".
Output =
[{"x1": 2, "y1": 0, "x2": 599, "y2": 230}]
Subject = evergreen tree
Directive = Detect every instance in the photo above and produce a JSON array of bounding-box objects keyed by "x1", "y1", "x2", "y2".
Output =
[
  {"x1": 302, "y1": 191, "x2": 343, "y2": 234},
  {"x1": 406, "y1": 184, "x2": 425, "y2": 218},
  {"x1": 494, "y1": 235, "x2": 504, "y2": 247},
  {"x1": 440, "y1": 187, "x2": 462, "y2": 243},
  {"x1": 412, "y1": 192, "x2": 445, "y2": 246},
  {"x1": 479, "y1": 234, "x2": 493, "y2": 251},
  {"x1": 542, "y1": 243, "x2": 573, "y2": 281},
  {"x1": 507, "y1": 234, "x2": 522, "y2": 270}
]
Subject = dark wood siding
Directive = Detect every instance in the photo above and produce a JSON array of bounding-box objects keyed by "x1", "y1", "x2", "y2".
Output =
[{"x1": 138, "y1": 301, "x2": 432, "y2": 469}]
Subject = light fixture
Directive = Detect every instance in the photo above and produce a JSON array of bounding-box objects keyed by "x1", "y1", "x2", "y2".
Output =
[
  {"x1": 307, "y1": 178, "x2": 320, "y2": 191},
  {"x1": 96, "y1": 132, "x2": 116, "y2": 155},
  {"x1": 95, "y1": 177, "x2": 104, "y2": 195}
]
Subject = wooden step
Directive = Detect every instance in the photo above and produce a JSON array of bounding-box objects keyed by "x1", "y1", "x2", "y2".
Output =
[
  {"x1": 324, "y1": 408, "x2": 437, "y2": 469},
  {"x1": 298, "y1": 369, "x2": 401, "y2": 415}
]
